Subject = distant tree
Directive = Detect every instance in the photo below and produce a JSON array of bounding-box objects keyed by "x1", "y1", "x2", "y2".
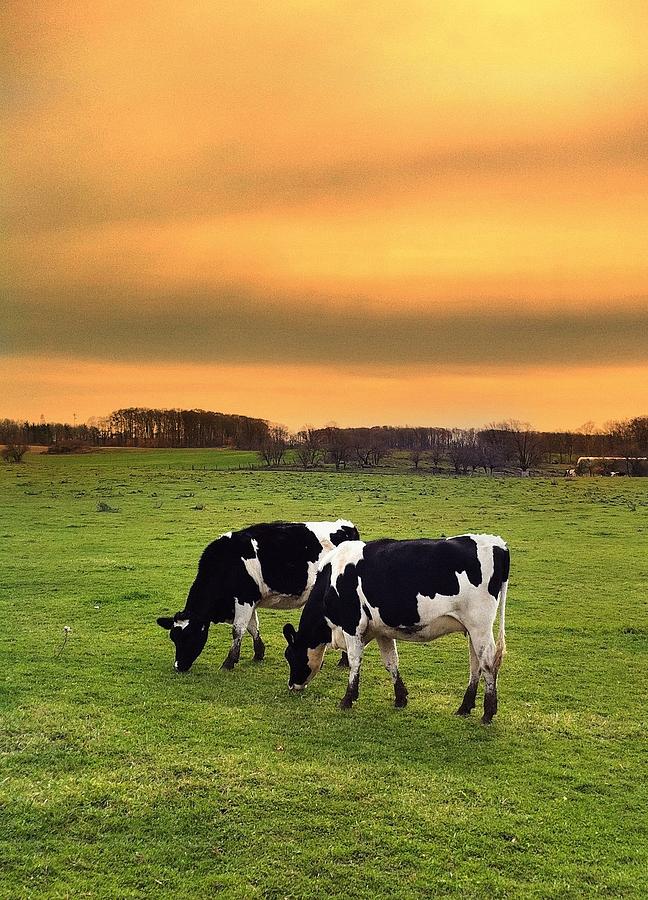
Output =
[
  {"x1": 629, "y1": 416, "x2": 648, "y2": 453},
  {"x1": 477, "y1": 427, "x2": 510, "y2": 474},
  {"x1": 321, "y1": 427, "x2": 352, "y2": 470},
  {"x1": 409, "y1": 448, "x2": 423, "y2": 470},
  {"x1": 295, "y1": 427, "x2": 323, "y2": 469},
  {"x1": 428, "y1": 428, "x2": 450, "y2": 473},
  {"x1": 2, "y1": 442, "x2": 29, "y2": 463},
  {"x1": 259, "y1": 425, "x2": 289, "y2": 467},
  {"x1": 576, "y1": 421, "x2": 597, "y2": 457},
  {"x1": 448, "y1": 430, "x2": 478, "y2": 474},
  {"x1": 368, "y1": 429, "x2": 390, "y2": 466},
  {"x1": 495, "y1": 420, "x2": 543, "y2": 472}
]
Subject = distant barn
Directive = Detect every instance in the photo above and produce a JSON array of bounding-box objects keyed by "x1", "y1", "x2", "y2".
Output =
[{"x1": 575, "y1": 457, "x2": 648, "y2": 476}]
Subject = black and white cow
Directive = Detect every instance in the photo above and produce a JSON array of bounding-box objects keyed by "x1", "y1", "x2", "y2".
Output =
[
  {"x1": 283, "y1": 534, "x2": 509, "y2": 724},
  {"x1": 157, "y1": 520, "x2": 359, "y2": 672}
]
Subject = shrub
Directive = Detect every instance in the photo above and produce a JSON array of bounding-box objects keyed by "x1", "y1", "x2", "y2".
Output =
[
  {"x1": 46, "y1": 440, "x2": 92, "y2": 454},
  {"x1": 2, "y1": 443, "x2": 29, "y2": 463}
]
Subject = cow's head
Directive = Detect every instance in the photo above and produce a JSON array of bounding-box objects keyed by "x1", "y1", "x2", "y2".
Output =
[
  {"x1": 156, "y1": 612, "x2": 210, "y2": 672},
  {"x1": 283, "y1": 623, "x2": 325, "y2": 690}
]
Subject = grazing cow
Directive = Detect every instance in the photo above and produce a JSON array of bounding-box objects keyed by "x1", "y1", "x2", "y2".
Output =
[
  {"x1": 157, "y1": 520, "x2": 359, "y2": 672},
  {"x1": 283, "y1": 534, "x2": 509, "y2": 724}
]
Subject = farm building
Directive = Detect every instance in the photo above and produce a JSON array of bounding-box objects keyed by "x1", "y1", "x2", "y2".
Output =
[{"x1": 575, "y1": 456, "x2": 648, "y2": 476}]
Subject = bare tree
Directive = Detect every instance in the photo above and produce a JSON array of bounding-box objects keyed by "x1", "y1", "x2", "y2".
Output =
[
  {"x1": 409, "y1": 448, "x2": 424, "y2": 470},
  {"x1": 322, "y1": 427, "x2": 352, "y2": 470},
  {"x1": 295, "y1": 427, "x2": 323, "y2": 469},
  {"x1": 258, "y1": 425, "x2": 289, "y2": 467},
  {"x1": 477, "y1": 427, "x2": 510, "y2": 474},
  {"x1": 429, "y1": 428, "x2": 450, "y2": 473},
  {"x1": 495, "y1": 420, "x2": 543, "y2": 473},
  {"x1": 448, "y1": 430, "x2": 478, "y2": 474}
]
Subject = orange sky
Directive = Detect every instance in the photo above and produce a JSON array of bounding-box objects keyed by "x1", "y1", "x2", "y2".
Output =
[{"x1": 3, "y1": 1, "x2": 648, "y2": 430}]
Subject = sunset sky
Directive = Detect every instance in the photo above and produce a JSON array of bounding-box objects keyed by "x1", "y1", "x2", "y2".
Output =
[{"x1": 3, "y1": 1, "x2": 648, "y2": 430}]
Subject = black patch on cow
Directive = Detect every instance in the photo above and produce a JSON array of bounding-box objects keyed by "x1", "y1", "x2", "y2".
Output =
[
  {"x1": 284, "y1": 563, "x2": 333, "y2": 686},
  {"x1": 488, "y1": 545, "x2": 510, "y2": 599},
  {"x1": 299, "y1": 563, "x2": 335, "y2": 649},
  {"x1": 482, "y1": 688, "x2": 498, "y2": 724},
  {"x1": 362, "y1": 603, "x2": 372, "y2": 620},
  {"x1": 394, "y1": 675, "x2": 408, "y2": 708},
  {"x1": 251, "y1": 522, "x2": 323, "y2": 597},
  {"x1": 184, "y1": 531, "x2": 261, "y2": 623},
  {"x1": 340, "y1": 671, "x2": 360, "y2": 709},
  {"x1": 354, "y1": 536, "x2": 483, "y2": 629},
  {"x1": 456, "y1": 679, "x2": 479, "y2": 716},
  {"x1": 170, "y1": 619, "x2": 210, "y2": 671},
  {"x1": 329, "y1": 524, "x2": 360, "y2": 546},
  {"x1": 325, "y1": 563, "x2": 362, "y2": 634}
]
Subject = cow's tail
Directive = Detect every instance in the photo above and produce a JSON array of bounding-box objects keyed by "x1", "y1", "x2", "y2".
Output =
[{"x1": 493, "y1": 544, "x2": 510, "y2": 671}]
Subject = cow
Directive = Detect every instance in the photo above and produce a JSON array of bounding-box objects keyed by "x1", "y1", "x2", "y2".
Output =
[
  {"x1": 283, "y1": 534, "x2": 509, "y2": 724},
  {"x1": 157, "y1": 519, "x2": 359, "y2": 672}
]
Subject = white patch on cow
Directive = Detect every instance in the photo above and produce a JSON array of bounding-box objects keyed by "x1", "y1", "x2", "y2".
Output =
[
  {"x1": 221, "y1": 531, "x2": 232, "y2": 539},
  {"x1": 304, "y1": 519, "x2": 354, "y2": 551},
  {"x1": 328, "y1": 540, "x2": 365, "y2": 579},
  {"x1": 173, "y1": 619, "x2": 190, "y2": 630}
]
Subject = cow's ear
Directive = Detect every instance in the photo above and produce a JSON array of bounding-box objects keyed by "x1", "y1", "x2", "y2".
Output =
[
  {"x1": 283, "y1": 623, "x2": 296, "y2": 645},
  {"x1": 157, "y1": 617, "x2": 174, "y2": 630}
]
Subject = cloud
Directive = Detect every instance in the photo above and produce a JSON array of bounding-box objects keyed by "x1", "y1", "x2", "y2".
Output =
[{"x1": 3, "y1": 286, "x2": 647, "y2": 368}]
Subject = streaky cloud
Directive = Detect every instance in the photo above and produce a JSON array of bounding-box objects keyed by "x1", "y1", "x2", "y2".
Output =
[{"x1": 3, "y1": 287, "x2": 647, "y2": 368}]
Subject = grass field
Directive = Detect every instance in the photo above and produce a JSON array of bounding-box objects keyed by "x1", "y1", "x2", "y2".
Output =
[{"x1": 1, "y1": 449, "x2": 647, "y2": 899}]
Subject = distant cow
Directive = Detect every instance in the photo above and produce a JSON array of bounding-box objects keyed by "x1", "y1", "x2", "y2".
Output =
[
  {"x1": 157, "y1": 520, "x2": 359, "y2": 672},
  {"x1": 283, "y1": 534, "x2": 509, "y2": 724}
]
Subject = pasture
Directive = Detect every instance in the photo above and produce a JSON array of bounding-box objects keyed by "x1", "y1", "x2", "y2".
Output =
[{"x1": 1, "y1": 450, "x2": 647, "y2": 899}]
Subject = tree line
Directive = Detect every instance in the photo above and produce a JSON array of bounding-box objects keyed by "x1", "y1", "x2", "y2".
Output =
[
  {"x1": 1, "y1": 409, "x2": 646, "y2": 473},
  {"x1": 262, "y1": 417, "x2": 648, "y2": 473},
  {"x1": 0, "y1": 407, "x2": 270, "y2": 451}
]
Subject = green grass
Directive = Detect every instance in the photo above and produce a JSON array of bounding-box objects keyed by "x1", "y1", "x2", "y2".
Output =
[{"x1": 1, "y1": 450, "x2": 647, "y2": 898}]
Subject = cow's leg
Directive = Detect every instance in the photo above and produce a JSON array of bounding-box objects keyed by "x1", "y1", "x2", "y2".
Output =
[
  {"x1": 376, "y1": 636, "x2": 408, "y2": 707},
  {"x1": 337, "y1": 651, "x2": 350, "y2": 668},
  {"x1": 340, "y1": 636, "x2": 363, "y2": 709},
  {"x1": 455, "y1": 636, "x2": 480, "y2": 716},
  {"x1": 221, "y1": 602, "x2": 254, "y2": 670},
  {"x1": 468, "y1": 626, "x2": 501, "y2": 724},
  {"x1": 246, "y1": 609, "x2": 265, "y2": 661}
]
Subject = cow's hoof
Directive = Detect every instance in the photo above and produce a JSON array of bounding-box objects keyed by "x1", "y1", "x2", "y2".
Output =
[
  {"x1": 253, "y1": 644, "x2": 266, "y2": 662},
  {"x1": 220, "y1": 658, "x2": 236, "y2": 671},
  {"x1": 480, "y1": 714, "x2": 494, "y2": 725},
  {"x1": 337, "y1": 653, "x2": 350, "y2": 668},
  {"x1": 455, "y1": 706, "x2": 473, "y2": 717},
  {"x1": 394, "y1": 696, "x2": 408, "y2": 708},
  {"x1": 339, "y1": 696, "x2": 354, "y2": 710}
]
